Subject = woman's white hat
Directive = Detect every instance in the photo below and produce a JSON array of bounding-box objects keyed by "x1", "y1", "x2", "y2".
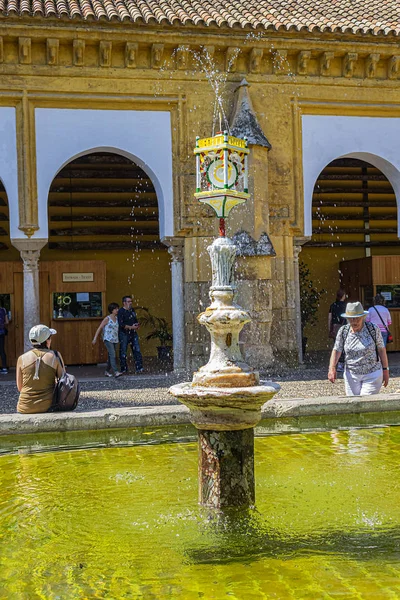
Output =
[
  {"x1": 341, "y1": 302, "x2": 369, "y2": 319},
  {"x1": 29, "y1": 324, "x2": 57, "y2": 345}
]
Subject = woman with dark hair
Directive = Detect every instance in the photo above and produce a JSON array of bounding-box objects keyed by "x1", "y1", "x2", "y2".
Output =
[
  {"x1": 92, "y1": 302, "x2": 122, "y2": 377},
  {"x1": 328, "y1": 289, "x2": 347, "y2": 371},
  {"x1": 16, "y1": 324, "x2": 63, "y2": 413},
  {"x1": 366, "y1": 294, "x2": 392, "y2": 347}
]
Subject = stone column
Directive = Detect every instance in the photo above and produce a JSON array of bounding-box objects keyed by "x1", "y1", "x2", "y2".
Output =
[
  {"x1": 167, "y1": 242, "x2": 186, "y2": 373},
  {"x1": 293, "y1": 244, "x2": 303, "y2": 364},
  {"x1": 11, "y1": 238, "x2": 47, "y2": 351},
  {"x1": 199, "y1": 429, "x2": 255, "y2": 508}
]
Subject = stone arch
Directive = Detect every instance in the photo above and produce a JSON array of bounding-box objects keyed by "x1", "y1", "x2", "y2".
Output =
[
  {"x1": 35, "y1": 108, "x2": 174, "y2": 240},
  {"x1": 302, "y1": 115, "x2": 400, "y2": 237}
]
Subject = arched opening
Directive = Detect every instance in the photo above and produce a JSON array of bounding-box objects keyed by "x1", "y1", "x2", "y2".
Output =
[
  {"x1": 301, "y1": 157, "x2": 400, "y2": 357},
  {"x1": 40, "y1": 151, "x2": 172, "y2": 369}
]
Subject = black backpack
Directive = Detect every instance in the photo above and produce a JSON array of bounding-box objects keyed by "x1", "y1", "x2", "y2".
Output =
[{"x1": 50, "y1": 350, "x2": 80, "y2": 412}]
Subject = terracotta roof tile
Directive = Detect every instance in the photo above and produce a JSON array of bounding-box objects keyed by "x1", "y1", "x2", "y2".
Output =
[{"x1": 0, "y1": 0, "x2": 399, "y2": 36}]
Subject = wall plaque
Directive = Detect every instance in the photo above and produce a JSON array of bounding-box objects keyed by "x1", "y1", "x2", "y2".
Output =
[{"x1": 62, "y1": 272, "x2": 94, "y2": 282}]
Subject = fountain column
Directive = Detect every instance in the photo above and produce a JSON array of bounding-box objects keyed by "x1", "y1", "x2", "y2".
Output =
[
  {"x1": 11, "y1": 238, "x2": 47, "y2": 351},
  {"x1": 170, "y1": 237, "x2": 279, "y2": 508}
]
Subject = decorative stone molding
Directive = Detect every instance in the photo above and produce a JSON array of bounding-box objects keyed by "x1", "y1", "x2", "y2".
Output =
[
  {"x1": 388, "y1": 56, "x2": 400, "y2": 80},
  {"x1": 176, "y1": 46, "x2": 189, "y2": 70},
  {"x1": 343, "y1": 52, "x2": 358, "y2": 78},
  {"x1": 202, "y1": 46, "x2": 215, "y2": 60},
  {"x1": 168, "y1": 243, "x2": 184, "y2": 263},
  {"x1": 297, "y1": 50, "x2": 311, "y2": 75},
  {"x1": 272, "y1": 49, "x2": 289, "y2": 74},
  {"x1": 249, "y1": 48, "x2": 263, "y2": 74},
  {"x1": 0, "y1": 38, "x2": 3, "y2": 63},
  {"x1": 19, "y1": 37, "x2": 31, "y2": 65},
  {"x1": 151, "y1": 43, "x2": 164, "y2": 69},
  {"x1": 47, "y1": 39, "x2": 59, "y2": 66},
  {"x1": 125, "y1": 42, "x2": 138, "y2": 68},
  {"x1": 365, "y1": 53, "x2": 380, "y2": 78},
  {"x1": 99, "y1": 41, "x2": 112, "y2": 67},
  {"x1": 73, "y1": 40, "x2": 85, "y2": 66},
  {"x1": 319, "y1": 51, "x2": 334, "y2": 76},
  {"x1": 226, "y1": 47, "x2": 240, "y2": 73},
  {"x1": 232, "y1": 230, "x2": 275, "y2": 256}
]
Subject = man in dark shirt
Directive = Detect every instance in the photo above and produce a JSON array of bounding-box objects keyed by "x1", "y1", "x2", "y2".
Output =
[{"x1": 118, "y1": 295, "x2": 144, "y2": 374}]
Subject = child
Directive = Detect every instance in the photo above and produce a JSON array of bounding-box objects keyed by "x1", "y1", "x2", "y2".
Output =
[{"x1": 92, "y1": 302, "x2": 122, "y2": 377}]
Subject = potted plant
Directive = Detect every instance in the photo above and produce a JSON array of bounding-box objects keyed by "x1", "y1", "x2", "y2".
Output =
[
  {"x1": 135, "y1": 307, "x2": 173, "y2": 362},
  {"x1": 299, "y1": 261, "x2": 326, "y2": 355}
]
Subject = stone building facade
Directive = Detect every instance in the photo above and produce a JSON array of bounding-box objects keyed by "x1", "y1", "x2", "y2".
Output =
[{"x1": 0, "y1": 1, "x2": 400, "y2": 370}]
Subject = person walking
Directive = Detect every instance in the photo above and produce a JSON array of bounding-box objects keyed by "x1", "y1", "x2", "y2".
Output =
[
  {"x1": 366, "y1": 294, "x2": 392, "y2": 347},
  {"x1": 118, "y1": 295, "x2": 144, "y2": 374},
  {"x1": 0, "y1": 300, "x2": 8, "y2": 374},
  {"x1": 92, "y1": 302, "x2": 122, "y2": 378},
  {"x1": 328, "y1": 289, "x2": 347, "y2": 371},
  {"x1": 328, "y1": 301, "x2": 389, "y2": 396},
  {"x1": 16, "y1": 324, "x2": 63, "y2": 413}
]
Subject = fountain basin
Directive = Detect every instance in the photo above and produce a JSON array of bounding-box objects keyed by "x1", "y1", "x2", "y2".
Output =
[
  {"x1": 2, "y1": 423, "x2": 400, "y2": 598},
  {"x1": 169, "y1": 381, "x2": 280, "y2": 430}
]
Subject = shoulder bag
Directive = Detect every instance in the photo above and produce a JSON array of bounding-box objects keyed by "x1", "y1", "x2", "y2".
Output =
[
  {"x1": 50, "y1": 350, "x2": 80, "y2": 412},
  {"x1": 373, "y1": 306, "x2": 393, "y2": 344}
]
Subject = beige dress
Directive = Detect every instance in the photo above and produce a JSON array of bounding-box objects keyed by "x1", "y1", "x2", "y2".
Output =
[{"x1": 17, "y1": 349, "x2": 60, "y2": 414}]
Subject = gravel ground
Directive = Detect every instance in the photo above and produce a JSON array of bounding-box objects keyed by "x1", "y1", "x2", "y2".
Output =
[{"x1": 1, "y1": 369, "x2": 400, "y2": 414}]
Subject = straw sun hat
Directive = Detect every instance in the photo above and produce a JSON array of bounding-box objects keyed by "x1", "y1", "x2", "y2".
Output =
[{"x1": 340, "y1": 301, "x2": 369, "y2": 319}]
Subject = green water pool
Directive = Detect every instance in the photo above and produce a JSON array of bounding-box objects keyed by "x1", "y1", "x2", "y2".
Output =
[{"x1": 1, "y1": 425, "x2": 400, "y2": 599}]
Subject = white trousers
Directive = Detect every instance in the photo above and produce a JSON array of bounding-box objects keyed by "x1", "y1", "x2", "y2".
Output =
[{"x1": 344, "y1": 368, "x2": 383, "y2": 397}]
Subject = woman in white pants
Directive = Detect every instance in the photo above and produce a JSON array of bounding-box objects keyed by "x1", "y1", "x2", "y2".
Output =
[{"x1": 328, "y1": 302, "x2": 389, "y2": 396}]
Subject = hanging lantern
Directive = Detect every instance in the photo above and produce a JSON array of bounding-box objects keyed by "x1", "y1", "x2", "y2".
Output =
[{"x1": 194, "y1": 131, "x2": 250, "y2": 235}]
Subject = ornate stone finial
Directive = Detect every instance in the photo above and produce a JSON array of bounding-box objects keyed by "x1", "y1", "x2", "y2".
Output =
[
  {"x1": 47, "y1": 39, "x2": 59, "y2": 66},
  {"x1": 176, "y1": 46, "x2": 189, "y2": 70},
  {"x1": 99, "y1": 41, "x2": 112, "y2": 67},
  {"x1": 297, "y1": 51, "x2": 311, "y2": 76},
  {"x1": 343, "y1": 52, "x2": 358, "y2": 78},
  {"x1": 365, "y1": 53, "x2": 380, "y2": 78},
  {"x1": 19, "y1": 37, "x2": 31, "y2": 65},
  {"x1": 19, "y1": 225, "x2": 39, "y2": 238},
  {"x1": 388, "y1": 56, "x2": 400, "y2": 80},
  {"x1": 73, "y1": 40, "x2": 85, "y2": 66},
  {"x1": 249, "y1": 48, "x2": 263, "y2": 74},
  {"x1": 125, "y1": 42, "x2": 138, "y2": 68},
  {"x1": 225, "y1": 47, "x2": 240, "y2": 72},
  {"x1": 230, "y1": 79, "x2": 271, "y2": 149},
  {"x1": 320, "y1": 51, "x2": 334, "y2": 76},
  {"x1": 151, "y1": 44, "x2": 164, "y2": 69}
]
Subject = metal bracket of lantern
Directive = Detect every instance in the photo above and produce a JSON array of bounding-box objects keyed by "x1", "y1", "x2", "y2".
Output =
[{"x1": 194, "y1": 131, "x2": 250, "y2": 237}]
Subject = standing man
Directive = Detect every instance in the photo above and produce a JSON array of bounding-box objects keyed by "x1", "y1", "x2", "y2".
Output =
[{"x1": 118, "y1": 296, "x2": 144, "y2": 374}]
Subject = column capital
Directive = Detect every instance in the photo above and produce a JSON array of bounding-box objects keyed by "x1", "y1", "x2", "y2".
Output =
[
  {"x1": 11, "y1": 238, "x2": 47, "y2": 271},
  {"x1": 162, "y1": 236, "x2": 184, "y2": 263}
]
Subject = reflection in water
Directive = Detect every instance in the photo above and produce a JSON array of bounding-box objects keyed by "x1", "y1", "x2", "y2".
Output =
[{"x1": 1, "y1": 426, "x2": 400, "y2": 598}]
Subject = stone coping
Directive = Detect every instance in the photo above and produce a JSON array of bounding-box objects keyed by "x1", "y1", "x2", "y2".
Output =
[{"x1": 1, "y1": 393, "x2": 400, "y2": 436}]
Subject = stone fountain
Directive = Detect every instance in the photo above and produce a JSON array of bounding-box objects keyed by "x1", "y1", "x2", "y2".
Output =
[{"x1": 170, "y1": 132, "x2": 280, "y2": 509}]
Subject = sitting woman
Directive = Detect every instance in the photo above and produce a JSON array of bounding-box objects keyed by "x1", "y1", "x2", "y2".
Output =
[
  {"x1": 328, "y1": 302, "x2": 389, "y2": 396},
  {"x1": 16, "y1": 324, "x2": 63, "y2": 414}
]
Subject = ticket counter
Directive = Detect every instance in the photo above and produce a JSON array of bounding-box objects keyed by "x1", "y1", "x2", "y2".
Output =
[
  {"x1": 340, "y1": 256, "x2": 400, "y2": 352},
  {"x1": 39, "y1": 260, "x2": 108, "y2": 365}
]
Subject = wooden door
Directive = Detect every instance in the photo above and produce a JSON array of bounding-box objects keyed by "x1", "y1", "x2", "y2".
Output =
[{"x1": 3, "y1": 272, "x2": 24, "y2": 366}]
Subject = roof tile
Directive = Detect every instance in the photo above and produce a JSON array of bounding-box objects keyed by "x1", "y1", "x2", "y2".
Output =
[{"x1": 0, "y1": 0, "x2": 398, "y2": 37}]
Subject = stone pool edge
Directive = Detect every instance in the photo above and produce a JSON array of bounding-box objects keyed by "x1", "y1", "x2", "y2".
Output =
[{"x1": 1, "y1": 393, "x2": 400, "y2": 436}]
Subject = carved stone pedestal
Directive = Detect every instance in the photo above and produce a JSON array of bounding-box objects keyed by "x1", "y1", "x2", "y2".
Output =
[{"x1": 199, "y1": 428, "x2": 255, "y2": 508}]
